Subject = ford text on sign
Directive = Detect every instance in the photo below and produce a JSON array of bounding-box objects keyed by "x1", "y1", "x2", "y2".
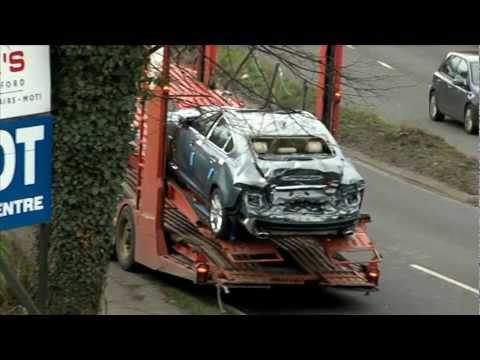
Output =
[
  {"x1": 0, "y1": 45, "x2": 51, "y2": 120},
  {"x1": 0, "y1": 115, "x2": 53, "y2": 230}
]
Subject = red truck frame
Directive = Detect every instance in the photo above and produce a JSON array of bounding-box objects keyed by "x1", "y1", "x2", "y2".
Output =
[{"x1": 115, "y1": 45, "x2": 381, "y2": 309}]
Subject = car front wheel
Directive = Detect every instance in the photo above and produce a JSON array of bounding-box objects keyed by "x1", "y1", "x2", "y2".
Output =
[
  {"x1": 464, "y1": 104, "x2": 478, "y2": 134},
  {"x1": 209, "y1": 189, "x2": 229, "y2": 238},
  {"x1": 429, "y1": 92, "x2": 444, "y2": 122}
]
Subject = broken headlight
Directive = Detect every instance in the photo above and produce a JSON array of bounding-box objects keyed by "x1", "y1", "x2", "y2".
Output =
[
  {"x1": 339, "y1": 181, "x2": 365, "y2": 208},
  {"x1": 344, "y1": 192, "x2": 362, "y2": 207},
  {"x1": 246, "y1": 193, "x2": 264, "y2": 207},
  {"x1": 240, "y1": 187, "x2": 267, "y2": 209}
]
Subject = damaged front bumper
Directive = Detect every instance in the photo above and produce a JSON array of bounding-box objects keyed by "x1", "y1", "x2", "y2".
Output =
[
  {"x1": 242, "y1": 215, "x2": 358, "y2": 237},
  {"x1": 238, "y1": 183, "x2": 365, "y2": 237}
]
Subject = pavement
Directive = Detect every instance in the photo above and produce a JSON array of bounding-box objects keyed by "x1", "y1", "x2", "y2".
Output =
[
  {"x1": 100, "y1": 262, "x2": 186, "y2": 315},
  {"x1": 101, "y1": 262, "x2": 243, "y2": 315},
  {"x1": 299, "y1": 45, "x2": 478, "y2": 157}
]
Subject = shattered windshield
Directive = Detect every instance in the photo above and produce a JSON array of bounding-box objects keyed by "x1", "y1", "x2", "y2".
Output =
[{"x1": 250, "y1": 136, "x2": 335, "y2": 162}]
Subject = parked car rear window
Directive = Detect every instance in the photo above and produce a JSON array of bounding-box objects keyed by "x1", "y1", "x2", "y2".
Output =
[
  {"x1": 471, "y1": 62, "x2": 479, "y2": 84},
  {"x1": 191, "y1": 112, "x2": 220, "y2": 136},
  {"x1": 209, "y1": 118, "x2": 231, "y2": 149},
  {"x1": 444, "y1": 56, "x2": 460, "y2": 78},
  {"x1": 456, "y1": 59, "x2": 469, "y2": 80}
]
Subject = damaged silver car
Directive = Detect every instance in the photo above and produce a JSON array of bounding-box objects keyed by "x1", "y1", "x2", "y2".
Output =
[{"x1": 167, "y1": 107, "x2": 366, "y2": 239}]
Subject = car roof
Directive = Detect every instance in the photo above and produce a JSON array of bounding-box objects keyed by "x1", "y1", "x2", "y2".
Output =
[
  {"x1": 446, "y1": 51, "x2": 479, "y2": 62},
  {"x1": 220, "y1": 108, "x2": 337, "y2": 142}
]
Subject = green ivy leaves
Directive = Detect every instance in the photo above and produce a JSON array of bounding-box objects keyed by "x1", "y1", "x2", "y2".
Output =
[{"x1": 48, "y1": 45, "x2": 146, "y2": 314}]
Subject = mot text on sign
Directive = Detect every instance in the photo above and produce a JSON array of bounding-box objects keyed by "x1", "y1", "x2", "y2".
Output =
[{"x1": 0, "y1": 45, "x2": 52, "y2": 230}]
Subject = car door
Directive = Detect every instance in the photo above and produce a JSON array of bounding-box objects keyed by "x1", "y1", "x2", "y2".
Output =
[
  {"x1": 193, "y1": 116, "x2": 233, "y2": 199},
  {"x1": 435, "y1": 55, "x2": 459, "y2": 116},
  {"x1": 174, "y1": 111, "x2": 220, "y2": 193},
  {"x1": 448, "y1": 58, "x2": 470, "y2": 120}
]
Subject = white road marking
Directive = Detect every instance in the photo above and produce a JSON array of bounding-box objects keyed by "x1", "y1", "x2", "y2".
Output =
[
  {"x1": 410, "y1": 264, "x2": 479, "y2": 295},
  {"x1": 377, "y1": 60, "x2": 395, "y2": 70},
  {"x1": 346, "y1": 45, "x2": 356, "y2": 50}
]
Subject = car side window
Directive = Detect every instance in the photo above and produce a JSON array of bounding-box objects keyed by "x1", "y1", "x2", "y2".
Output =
[
  {"x1": 456, "y1": 59, "x2": 468, "y2": 81},
  {"x1": 191, "y1": 112, "x2": 220, "y2": 137},
  {"x1": 444, "y1": 56, "x2": 460, "y2": 79},
  {"x1": 208, "y1": 117, "x2": 232, "y2": 150}
]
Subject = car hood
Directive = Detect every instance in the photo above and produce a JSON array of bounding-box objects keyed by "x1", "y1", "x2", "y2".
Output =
[{"x1": 232, "y1": 149, "x2": 363, "y2": 188}]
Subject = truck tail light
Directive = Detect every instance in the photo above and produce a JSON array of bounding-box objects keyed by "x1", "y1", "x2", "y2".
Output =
[
  {"x1": 196, "y1": 263, "x2": 210, "y2": 283},
  {"x1": 365, "y1": 262, "x2": 380, "y2": 285}
]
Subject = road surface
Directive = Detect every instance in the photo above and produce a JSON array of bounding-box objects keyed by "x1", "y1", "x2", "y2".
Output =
[
  {"x1": 225, "y1": 160, "x2": 478, "y2": 315},
  {"x1": 301, "y1": 45, "x2": 478, "y2": 157}
]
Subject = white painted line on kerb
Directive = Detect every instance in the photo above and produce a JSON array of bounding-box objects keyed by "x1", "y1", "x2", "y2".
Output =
[
  {"x1": 377, "y1": 60, "x2": 395, "y2": 70},
  {"x1": 410, "y1": 264, "x2": 479, "y2": 295},
  {"x1": 345, "y1": 45, "x2": 356, "y2": 50}
]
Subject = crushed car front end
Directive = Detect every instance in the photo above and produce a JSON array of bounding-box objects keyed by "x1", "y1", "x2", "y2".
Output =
[
  {"x1": 227, "y1": 116, "x2": 366, "y2": 237},
  {"x1": 237, "y1": 173, "x2": 366, "y2": 237}
]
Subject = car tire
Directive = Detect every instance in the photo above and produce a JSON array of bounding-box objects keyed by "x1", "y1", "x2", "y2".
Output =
[
  {"x1": 209, "y1": 188, "x2": 229, "y2": 239},
  {"x1": 429, "y1": 92, "x2": 444, "y2": 122},
  {"x1": 115, "y1": 205, "x2": 137, "y2": 271},
  {"x1": 464, "y1": 104, "x2": 478, "y2": 134}
]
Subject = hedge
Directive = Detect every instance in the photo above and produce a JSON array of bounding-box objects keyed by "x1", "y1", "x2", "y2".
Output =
[{"x1": 48, "y1": 46, "x2": 146, "y2": 314}]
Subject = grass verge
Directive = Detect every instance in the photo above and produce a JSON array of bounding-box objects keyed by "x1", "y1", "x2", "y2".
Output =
[
  {"x1": 216, "y1": 46, "x2": 478, "y2": 196},
  {"x1": 339, "y1": 109, "x2": 477, "y2": 195}
]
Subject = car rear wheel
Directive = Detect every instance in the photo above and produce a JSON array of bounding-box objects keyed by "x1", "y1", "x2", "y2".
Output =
[
  {"x1": 429, "y1": 92, "x2": 444, "y2": 122},
  {"x1": 209, "y1": 189, "x2": 229, "y2": 238},
  {"x1": 464, "y1": 104, "x2": 478, "y2": 134}
]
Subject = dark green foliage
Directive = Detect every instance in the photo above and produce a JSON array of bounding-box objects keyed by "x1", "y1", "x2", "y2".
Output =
[{"x1": 48, "y1": 46, "x2": 145, "y2": 314}]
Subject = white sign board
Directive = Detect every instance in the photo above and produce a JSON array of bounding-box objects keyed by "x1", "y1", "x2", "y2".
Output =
[{"x1": 0, "y1": 45, "x2": 51, "y2": 120}]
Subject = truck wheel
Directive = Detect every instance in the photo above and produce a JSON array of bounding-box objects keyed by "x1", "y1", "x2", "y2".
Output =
[
  {"x1": 209, "y1": 189, "x2": 229, "y2": 239},
  {"x1": 464, "y1": 104, "x2": 478, "y2": 134},
  {"x1": 115, "y1": 205, "x2": 137, "y2": 271},
  {"x1": 429, "y1": 92, "x2": 444, "y2": 122}
]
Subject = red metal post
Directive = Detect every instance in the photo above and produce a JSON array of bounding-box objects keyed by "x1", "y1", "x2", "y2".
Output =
[
  {"x1": 315, "y1": 45, "x2": 344, "y2": 139},
  {"x1": 157, "y1": 45, "x2": 170, "y2": 243},
  {"x1": 315, "y1": 45, "x2": 328, "y2": 120},
  {"x1": 135, "y1": 46, "x2": 170, "y2": 265},
  {"x1": 202, "y1": 45, "x2": 217, "y2": 88},
  {"x1": 330, "y1": 45, "x2": 344, "y2": 138}
]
